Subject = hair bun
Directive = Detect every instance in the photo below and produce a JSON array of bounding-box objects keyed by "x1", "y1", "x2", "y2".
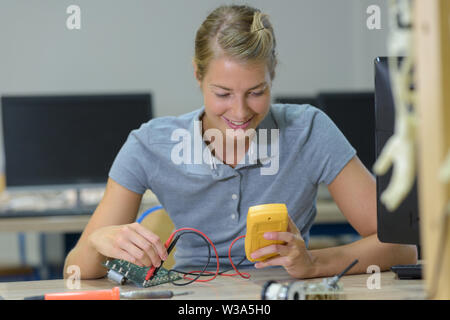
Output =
[{"x1": 194, "y1": 5, "x2": 278, "y2": 81}]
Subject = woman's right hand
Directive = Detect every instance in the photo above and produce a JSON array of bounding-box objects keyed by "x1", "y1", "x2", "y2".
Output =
[{"x1": 88, "y1": 222, "x2": 169, "y2": 267}]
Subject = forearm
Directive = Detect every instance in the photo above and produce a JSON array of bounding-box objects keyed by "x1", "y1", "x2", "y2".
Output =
[
  {"x1": 63, "y1": 240, "x2": 108, "y2": 280},
  {"x1": 309, "y1": 233, "x2": 418, "y2": 278}
]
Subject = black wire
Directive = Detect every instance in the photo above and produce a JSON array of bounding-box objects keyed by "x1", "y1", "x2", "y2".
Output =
[
  {"x1": 165, "y1": 231, "x2": 248, "y2": 285},
  {"x1": 167, "y1": 231, "x2": 212, "y2": 286},
  {"x1": 176, "y1": 256, "x2": 247, "y2": 278},
  {"x1": 219, "y1": 256, "x2": 247, "y2": 275}
]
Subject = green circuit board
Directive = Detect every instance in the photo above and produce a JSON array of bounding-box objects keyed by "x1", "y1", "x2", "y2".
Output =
[{"x1": 103, "y1": 259, "x2": 182, "y2": 288}]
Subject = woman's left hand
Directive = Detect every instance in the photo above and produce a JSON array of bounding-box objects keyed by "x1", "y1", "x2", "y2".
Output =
[{"x1": 251, "y1": 216, "x2": 317, "y2": 279}]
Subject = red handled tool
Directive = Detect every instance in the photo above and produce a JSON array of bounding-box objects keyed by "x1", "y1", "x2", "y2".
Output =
[{"x1": 24, "y1": 287, "x2": 192, "y2": 300}]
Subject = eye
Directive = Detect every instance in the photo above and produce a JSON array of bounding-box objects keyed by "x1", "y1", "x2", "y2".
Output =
[
  {"x1": 250, "y1": 90, "x2": 264, "y2": 97},
  {"x1": 215, "y1": 92, "x2": 230, "y2": 98}
]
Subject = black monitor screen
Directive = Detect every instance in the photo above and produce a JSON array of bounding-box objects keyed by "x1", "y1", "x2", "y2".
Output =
[
  {"x1": 374, "y1": 57, "x2": 420, "y2": 246},
  {"x1": 317, "y1": 92, "x2": 376, "y2": 172},
  {"x1": 1, "y1": 93, "x2": 152, "y2": 188},
  {"x1": 273, "y1": 96, "x2": 318, "y2": 108}
]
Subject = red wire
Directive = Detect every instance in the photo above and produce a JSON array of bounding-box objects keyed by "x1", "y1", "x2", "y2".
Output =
[{"x1": 227, "y1": 235, "x2": 250, "y2": 279}]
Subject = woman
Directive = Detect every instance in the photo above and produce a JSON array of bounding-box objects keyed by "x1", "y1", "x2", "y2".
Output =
[{"x1": 64, "y1": 4, "x2": 417, "y2": 280}]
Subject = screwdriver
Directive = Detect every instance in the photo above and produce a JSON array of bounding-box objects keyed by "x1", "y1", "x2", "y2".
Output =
[{"x1": 24, "y1": 287, "x2": 193, "y2": 300}]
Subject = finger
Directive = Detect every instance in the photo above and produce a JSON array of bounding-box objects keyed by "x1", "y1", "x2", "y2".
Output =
[
  {"x1": 251, "y1": 243, "x2": 289, "y2": 261},
  {"x1": 254, "y1": 255, "x2": 289, "y2": 269},
  {"x1": 112, "y1": 248, "x2": 142, "y2": 267},
  {"x1": 263, "y1": 231, "x2": 295, "y2": 243},
  {"x1": 118, "y1": 239, "x2": 152, "y2": 267},
  {"x1": 131, "y1": 223, "x2": 168, "y2": 260},
  {"x1": 127, "y1": 231, "x2": 161, "y2": 267}
]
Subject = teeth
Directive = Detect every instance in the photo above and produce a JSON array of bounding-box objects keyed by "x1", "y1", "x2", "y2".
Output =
[
  {"x1": 227, "y1": 117, "x2": 252, "y2": 125},
  {"x1": 223, "y1": 116, "x2": 253, "y2": 126}
]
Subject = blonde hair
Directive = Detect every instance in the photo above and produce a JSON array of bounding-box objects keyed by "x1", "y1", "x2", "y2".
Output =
[{"x1": 194, "y1": 5, "x2": 277, "y2": 82}]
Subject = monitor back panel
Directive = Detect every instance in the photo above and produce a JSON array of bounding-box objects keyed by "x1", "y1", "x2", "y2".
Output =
[{"x1": 374, "y1": 57, "x2": 420, "y2": 245}]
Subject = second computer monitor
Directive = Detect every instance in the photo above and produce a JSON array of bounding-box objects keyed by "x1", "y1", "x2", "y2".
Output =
[
  {"x1": 317, "y1": 92, "x2": 376, "y2": 172},
  {"x1": 274, "y1": 93, "x2": 375, "y2": 172},
  {"x1": 273, "y1": 96, "x2": 318, "y2": 108}
]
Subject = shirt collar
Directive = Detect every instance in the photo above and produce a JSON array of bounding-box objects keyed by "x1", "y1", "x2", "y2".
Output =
[{"x1": 185, "y1": 106, "x2": 279, "y2": 179}]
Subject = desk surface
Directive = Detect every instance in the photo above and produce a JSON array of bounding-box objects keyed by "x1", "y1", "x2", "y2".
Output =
[{"x1": 0, "y1": 267, "x2": 425, "y2": 300}]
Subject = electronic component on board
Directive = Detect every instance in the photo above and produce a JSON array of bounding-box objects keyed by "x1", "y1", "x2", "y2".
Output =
[{"x1": 102, "y1": 259, "x2": 182, "y2": 288}]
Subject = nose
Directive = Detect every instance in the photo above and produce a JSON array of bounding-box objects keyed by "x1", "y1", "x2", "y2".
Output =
[{"x1": 230, "y1": 96, "x2": 251, "y2": 120}]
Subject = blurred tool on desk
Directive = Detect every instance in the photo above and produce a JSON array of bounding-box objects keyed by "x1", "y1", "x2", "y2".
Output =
[{"x1": 23, "y1": 287, "x2": 193, "y2": 300}]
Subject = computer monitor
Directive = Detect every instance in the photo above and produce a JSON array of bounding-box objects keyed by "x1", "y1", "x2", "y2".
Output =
[
  {"x1": 273, "y1": 96, "x2": 318, "y2": 108},
  {"x1": 316, "y1": 91, "x2": 376, "y2": 172},
  {"x1": 374, "y1": 57, "x2": 420, "y2": 246},
  {"x1": 1, "y1": 93, "x2": 152, "y2": 190}
]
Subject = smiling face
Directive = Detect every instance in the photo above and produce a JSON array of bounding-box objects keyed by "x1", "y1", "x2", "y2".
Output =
[{"x1": 195, "y1": 56, "x2": 272, "y2": 142}]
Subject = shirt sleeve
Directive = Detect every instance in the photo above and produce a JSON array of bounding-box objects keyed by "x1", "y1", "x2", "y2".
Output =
[
  {"x1": 306, "y1": 109, "x2": 357, "y2": 185},
  {"x1": 108, "y1": 126, "x2": 151, "y2": 195}
]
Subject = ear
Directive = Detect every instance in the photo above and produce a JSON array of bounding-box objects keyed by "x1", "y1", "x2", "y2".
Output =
[{"x1": 192, "y1": 58, "x2": 202, "y2": 87}]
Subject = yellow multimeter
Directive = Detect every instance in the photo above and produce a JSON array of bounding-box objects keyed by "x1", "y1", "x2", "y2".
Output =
[{"x1": 245, "y1": 203, "x2": 289, "y2": 262}]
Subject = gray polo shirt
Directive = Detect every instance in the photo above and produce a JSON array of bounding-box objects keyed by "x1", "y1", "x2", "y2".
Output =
[{"x1": 109, "y1": 104, "x2": 356, "y2": 270}]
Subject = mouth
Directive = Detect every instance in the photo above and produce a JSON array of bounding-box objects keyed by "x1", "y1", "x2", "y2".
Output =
[{"x1": 222, "y1": 115, "x2": 254, "y2": 130}]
